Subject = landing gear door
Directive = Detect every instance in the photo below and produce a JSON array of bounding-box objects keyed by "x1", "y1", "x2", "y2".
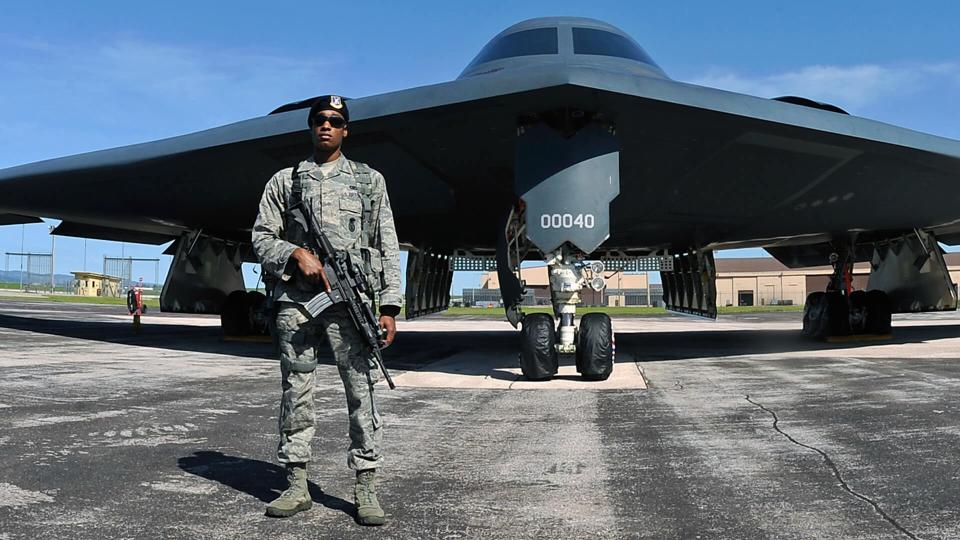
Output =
[{"x1": 516, "y1": 122, "x2": 620, "y2": 255}]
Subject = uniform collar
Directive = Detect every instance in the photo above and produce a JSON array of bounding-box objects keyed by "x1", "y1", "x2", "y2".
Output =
[{"x1": 300, "y1": 153, "x2": 351, "y2": 180}]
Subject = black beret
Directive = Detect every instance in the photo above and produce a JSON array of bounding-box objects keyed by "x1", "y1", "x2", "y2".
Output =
[{"x1": 307, "y1": 95, "x2": 349, "y2": 126}]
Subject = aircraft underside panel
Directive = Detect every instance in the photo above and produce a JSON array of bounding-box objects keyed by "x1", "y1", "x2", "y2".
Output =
[
  {"x1": 515, "y1": 122, "x2": 620, "y2": 255},
  {"x1": 404, "y1": 248, "x2": 453, "y2": 320},
  {"x1": 160, "y1": 230, "x2": 247, "y2": 314},
  {"x1": 867, "y1": 231, "x2": 958, "y2": 313},
  {"x1": 660, "y1": 250, "x2": 718, "y2": 319}
]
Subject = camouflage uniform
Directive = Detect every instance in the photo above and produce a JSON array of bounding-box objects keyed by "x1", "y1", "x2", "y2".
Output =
[{"x1": 252, "y1": 154, "x2": 401, "y2": 471}]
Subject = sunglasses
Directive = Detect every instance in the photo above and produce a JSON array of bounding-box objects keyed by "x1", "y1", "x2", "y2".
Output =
[{"x1": 312, "y1": 114, "x2": 347, "y2": 128}]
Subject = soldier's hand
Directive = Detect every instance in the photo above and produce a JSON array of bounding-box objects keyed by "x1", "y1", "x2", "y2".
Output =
[
  {"x1": 379, "y1": 315, "x2": 397, "y2": 347},
  {"x1": 292, "y1": 247, "x2": 330, "y2": 292}
]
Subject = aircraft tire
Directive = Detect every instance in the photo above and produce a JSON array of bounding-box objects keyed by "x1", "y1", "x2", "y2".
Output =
[
  {"x1": 519, "y1": 313, "x2": 558, "y2": 381},
  {"x1": 825, "y1": 290, "x2": 851, "y2": 337},
  {"x1": 865, "y1": 290, "x2": 892, "y2": 335},
  {"x1": 576, "y1": 313, "x2": 613, "y2": 381},
  {"x1": 246, "y1": 291, "x2": 269, "y2": 335},
  {"x1": 220, "y1": 290, "x2": 252, "y2": 336},
  {"x1": 802, "y1": 291, "x2": 827, "y2": 338},
  {"x1": 848, "y1": 290, "x2": 868, "y2": 334}
]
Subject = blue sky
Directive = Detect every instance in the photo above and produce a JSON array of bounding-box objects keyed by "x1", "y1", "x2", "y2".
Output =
[{"x1": 2, "y1": 0, "x2": 959, "y2": 291}]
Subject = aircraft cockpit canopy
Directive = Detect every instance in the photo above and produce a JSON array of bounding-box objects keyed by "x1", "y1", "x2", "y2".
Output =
[
  {"x1": 570, "y1": 27, "x2": 657, "y2": 65},
  {"x1": 459, "y1": 17, "x2": 666, "y2": 79}
]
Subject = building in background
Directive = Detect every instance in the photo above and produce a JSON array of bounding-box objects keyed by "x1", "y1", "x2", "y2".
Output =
[
  {"x1": 465, "y1": 255, "x2": 960, "y2": 308},
  {"x1": 72, "y1": 271, "x2": 121, "y2": 297},
  {"x1": 712, "y1": 258, "x2": 861, "y2": 307},
  {"x1": 468, "y1": 267, "x2": 663, "y2": 307}
]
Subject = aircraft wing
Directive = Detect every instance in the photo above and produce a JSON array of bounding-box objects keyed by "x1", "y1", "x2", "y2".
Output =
[{"x1": 2, "y1": 63, "x2": 960, "y2": 259}]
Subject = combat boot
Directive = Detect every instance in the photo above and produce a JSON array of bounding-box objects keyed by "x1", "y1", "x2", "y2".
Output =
[
  {"x1": 354, "y1": 469, "x2": 385, "y2": 526},
  {"x1": 265, "y1": 463, "x2": 312, "y2": 518}
]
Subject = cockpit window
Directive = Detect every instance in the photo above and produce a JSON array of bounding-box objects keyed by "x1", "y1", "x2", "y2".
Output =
[
  {"x1": 572, "y1": 27, "x2": 657, "y2": 66},
  {"x1": 468, "y1": 27, "x2": 559, "y2": 67}
]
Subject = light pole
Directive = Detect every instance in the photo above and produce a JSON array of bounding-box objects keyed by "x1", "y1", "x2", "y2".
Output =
[
  {"x1": 18, "y1": 224, "x2": 24, "y2": 290},
  {"x1": 618, "y1": 270, "x2": 622, "y2": 306},
  {"x1": 646, "y1": 271, "x2": 651, "y2": 306},
  {"x1": 121, "y1": 242, "x2": 128, "y2": 288},
  {"x1": 49, "y1": 226, "x2": 56, "y2": 292}
]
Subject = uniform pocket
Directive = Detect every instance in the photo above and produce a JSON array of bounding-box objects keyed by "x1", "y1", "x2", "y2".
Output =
[
  {"x1": 338, "y1": 196, "x2": 363, "y2": 244},
  {"x1": 359, "y1": 247, "x2": 384, "y2": 293},
  {"x1": 363, "y1": 248, "x2": 383, "y2": 273},
  {"x1": 339, "y1": 196, "x2": 362, "y2": 213},
  {"x1": 276, "y1": 304, "x2": 319, "y2": 373}
]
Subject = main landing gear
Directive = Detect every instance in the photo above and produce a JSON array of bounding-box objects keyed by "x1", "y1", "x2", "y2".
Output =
[
  {"x1": 518, "y1": 245, "x2": 614, "y2": 381},
  {"x1": 220, "y1": 289, "x2": 270, "y2": 337},
  {"x1": 802, "y1": 250, "x2": 892, "y2": 340}
]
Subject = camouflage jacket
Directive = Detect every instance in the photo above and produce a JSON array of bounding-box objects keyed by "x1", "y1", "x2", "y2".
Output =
[{"x1": 252, "y1": 154, "x2": 402, "y2": 311}]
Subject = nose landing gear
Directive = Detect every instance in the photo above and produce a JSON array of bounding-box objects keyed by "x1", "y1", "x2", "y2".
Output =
[{"x1": 517, "y1": 245, "x2": 614, "y2": 381}]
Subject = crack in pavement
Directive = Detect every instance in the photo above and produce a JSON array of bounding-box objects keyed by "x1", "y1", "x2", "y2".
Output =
[{"x1": 745, "y1": 395, "x2": 921, "y2": 540}]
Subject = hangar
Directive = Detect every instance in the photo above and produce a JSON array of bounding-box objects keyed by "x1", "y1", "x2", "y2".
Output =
[{"x1": 464, "y1": 255, "x2": 960, "y2": 308}]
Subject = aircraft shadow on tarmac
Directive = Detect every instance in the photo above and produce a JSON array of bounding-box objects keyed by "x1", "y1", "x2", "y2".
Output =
[
  {"x1": 4, "y1": 311, "x2": 960, "y2": 368},
  {"x1": 326, "y1": 326, "x2": 960, "y2": 368},
  {"x1": 177, "y1": 450, "x2": 355, "y2": 517},
  {"x1": 0, "y1": 313, "x2": 276, "y2": 358}
]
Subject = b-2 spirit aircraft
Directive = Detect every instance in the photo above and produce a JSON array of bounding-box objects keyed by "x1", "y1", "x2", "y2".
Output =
[{"x1": 3, "y1": 17, "x2": 960, "y2": 381}]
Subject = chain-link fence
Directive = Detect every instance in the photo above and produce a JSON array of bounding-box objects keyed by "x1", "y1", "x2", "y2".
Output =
[
  {"x1": 102, "y1": 257, "x2": 161, "y2": 297},
  {"x1": 4, "y1": 252, "x2": 55, "y2": 292}
]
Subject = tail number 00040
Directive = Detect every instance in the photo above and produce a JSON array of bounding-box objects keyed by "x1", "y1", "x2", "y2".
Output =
[{"x1": 539, "y1": 213, "x2": 595, "y2": 229}]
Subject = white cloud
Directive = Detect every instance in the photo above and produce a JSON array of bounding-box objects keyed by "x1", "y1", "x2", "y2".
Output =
[
  {"x1": 0, "y1": 36, "x2": 347, "y2": 165},
  {"x1": 689, "y1": 62, "x2": 960, "y2": 111},
  {"x1": 2, "y1": 37, "x2": 345, "y2": 117}
]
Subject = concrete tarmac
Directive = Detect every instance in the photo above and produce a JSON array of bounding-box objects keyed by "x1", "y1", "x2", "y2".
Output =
[{"x1": 1, "y1": 299, "x2": 959, "y2": 539}]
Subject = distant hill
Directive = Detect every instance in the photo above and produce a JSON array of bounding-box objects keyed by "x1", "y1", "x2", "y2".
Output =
[
  {"x1": 0, "y1": 270, "x2": 161, "y2": 288},
  {"x1": 0, "y1": 269, "x2": 75, "y2": 286}
]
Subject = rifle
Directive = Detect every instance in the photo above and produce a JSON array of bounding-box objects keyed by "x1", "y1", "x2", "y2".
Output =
[{"x1": 295, "y1": 205, "x2": 396, "y2": 390}]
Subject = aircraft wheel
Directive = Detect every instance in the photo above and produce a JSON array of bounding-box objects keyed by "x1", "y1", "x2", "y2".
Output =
[
  {"x1": 519, "y1": 313, "x2": 558, "y2": 380},
  {"x1": 865, "y1": 290, "x2": 892, "y2": 335},
  {"x1": 247, "y1": 291, "x2": 269, "y2": 335},
  {"x1": 221, "y1": 290, "x2": 252, "y2": 336},
  {"x1": 848, "y1": 290, "x2": 868, "y2": 334},
  {"x1": 576, "y1": 313, "x2": 613, "y2": 381},
  {"x1": 825, "y1": 290, "x2": 851, "y2": 337},
  {"x1": 803, "y1": 291, "x2": 850, "y2": 338},
  {"x1": 802, "y1": 292, "x2": 827, "y2": 338}
]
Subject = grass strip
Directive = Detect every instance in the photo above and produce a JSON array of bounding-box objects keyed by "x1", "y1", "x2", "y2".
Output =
[{"x1": 0, "y1": 292, "x2": 160, "y2": 309}]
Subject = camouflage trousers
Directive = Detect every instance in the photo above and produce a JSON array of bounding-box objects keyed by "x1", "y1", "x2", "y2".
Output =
[{"x1": 274, "y1": 302, "x2": 383, "y2": 471}]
